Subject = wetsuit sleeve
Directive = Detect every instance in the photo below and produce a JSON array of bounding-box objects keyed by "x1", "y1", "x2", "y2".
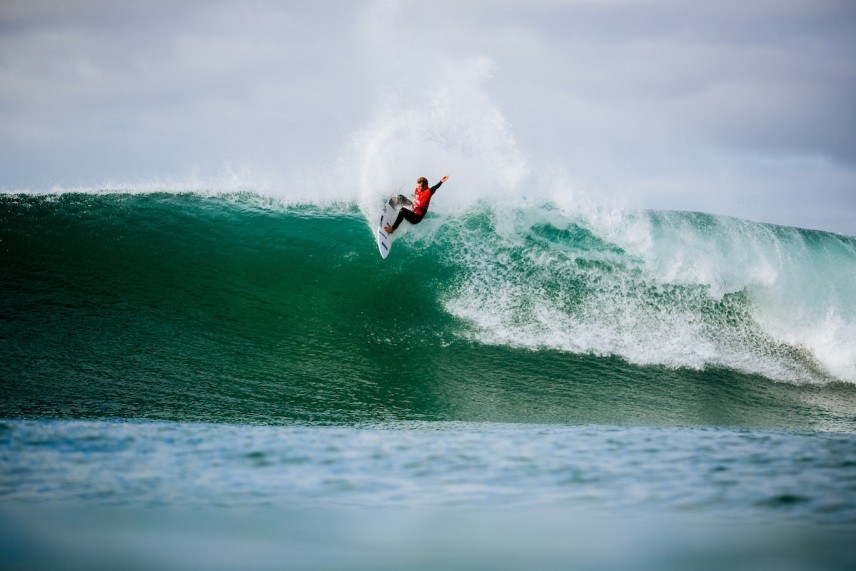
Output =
[{"x1": 429, "y1": 181, "x2": 443, "y2": 195}]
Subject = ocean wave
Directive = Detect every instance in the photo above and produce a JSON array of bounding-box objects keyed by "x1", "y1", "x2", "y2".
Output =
[
  {"x1": 2, "y1": 191, "x2": 856, "y2": 430},
  {"x1": 3, "y1": 191, "x2": 854, "y2": 387}
]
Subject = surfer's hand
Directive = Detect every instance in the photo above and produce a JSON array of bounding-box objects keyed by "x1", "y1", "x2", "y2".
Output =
[{"x1": 441, "y1": 176, "x2": 449, "y2": 183}]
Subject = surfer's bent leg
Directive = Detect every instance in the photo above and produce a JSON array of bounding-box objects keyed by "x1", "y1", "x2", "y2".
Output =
[
  {"x1": 390, "y1": 195, "x2": 413, "y2": 208},
  {"x1": 391, "y1": 207, "x2": 424, "y2": 231}
]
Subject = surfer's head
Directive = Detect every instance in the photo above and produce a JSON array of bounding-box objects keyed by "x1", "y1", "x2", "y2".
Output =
[{"x1": 416, "y1": 177, "x2": 428, "y2": 188}]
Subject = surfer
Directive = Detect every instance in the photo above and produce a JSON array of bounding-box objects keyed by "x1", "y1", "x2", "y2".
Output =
[{"x1": 383, "y1": 175, "x2": 449, "y2": 234}]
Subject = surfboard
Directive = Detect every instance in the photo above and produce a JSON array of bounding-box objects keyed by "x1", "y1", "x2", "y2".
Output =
[{"x1": 377, "y1": 198, "x2": 400, "y2": 259}]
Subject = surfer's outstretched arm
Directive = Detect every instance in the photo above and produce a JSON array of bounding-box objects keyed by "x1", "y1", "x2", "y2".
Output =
[{"x1": 429, "y1": 175, "x2": 450, "y2": 195}]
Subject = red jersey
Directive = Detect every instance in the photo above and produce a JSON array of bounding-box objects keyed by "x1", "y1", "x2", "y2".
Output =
[{"x1": 412, "y1": 185, "x2": 433, "y2": 216}]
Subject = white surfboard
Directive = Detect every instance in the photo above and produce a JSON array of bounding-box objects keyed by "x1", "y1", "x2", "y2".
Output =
[{"x1": 377, "y1": 198, "x2": 400, "y2": 259}]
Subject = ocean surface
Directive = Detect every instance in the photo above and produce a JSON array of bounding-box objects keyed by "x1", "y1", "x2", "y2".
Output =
[{"x1": 2, "y1": 191, "x2": 856, "y2": 570}]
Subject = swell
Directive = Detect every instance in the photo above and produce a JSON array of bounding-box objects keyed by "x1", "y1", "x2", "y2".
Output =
[{"x1": 1, "y1": 192, "x2": 855, "y2": 431}]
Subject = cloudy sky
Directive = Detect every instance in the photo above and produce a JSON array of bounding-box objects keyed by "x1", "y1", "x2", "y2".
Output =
[{"x1": 1, "y1": 0, "x2": 854, "y2": 235}]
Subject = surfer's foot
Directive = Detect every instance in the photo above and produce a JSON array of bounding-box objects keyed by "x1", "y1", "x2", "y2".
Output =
[{"x1": 384, "y1": 226, "x2": 395, "y2": 234}]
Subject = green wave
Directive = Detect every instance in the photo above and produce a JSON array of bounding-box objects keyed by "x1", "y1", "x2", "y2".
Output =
[{"x1": 2, "y1": 192, "x2": 855, "y2": 431}]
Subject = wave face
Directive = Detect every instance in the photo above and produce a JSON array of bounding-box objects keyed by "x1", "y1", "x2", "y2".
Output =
[{"x1": 2, "y1": 192, "x2": 855, "y2": 430}]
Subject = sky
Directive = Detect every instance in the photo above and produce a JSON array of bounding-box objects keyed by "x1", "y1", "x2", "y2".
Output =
[{"x1": 1, "y1": 0, "x2": 855, "y2": 235}]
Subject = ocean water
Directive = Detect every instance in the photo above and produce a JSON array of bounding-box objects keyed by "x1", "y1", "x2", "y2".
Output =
[{"x1": 2, "y1": 191, "x2": 856, "y2": 569}]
